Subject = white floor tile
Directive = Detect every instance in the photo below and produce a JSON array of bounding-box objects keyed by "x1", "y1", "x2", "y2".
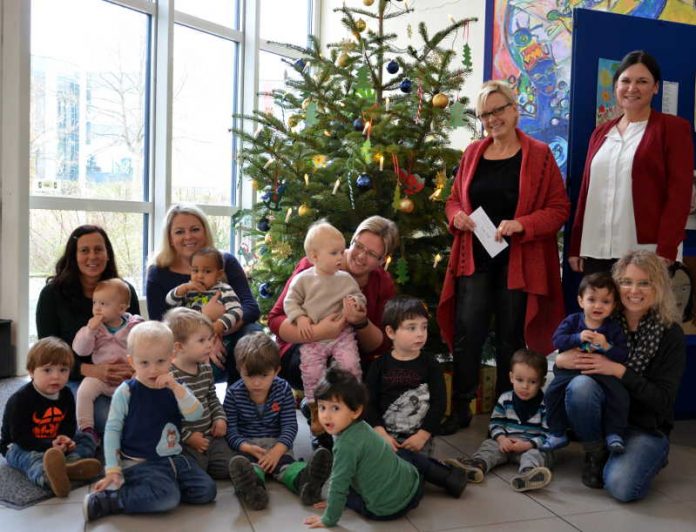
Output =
[{"x1": 565, "y1": 500, "x2": 696, "y2": 532}]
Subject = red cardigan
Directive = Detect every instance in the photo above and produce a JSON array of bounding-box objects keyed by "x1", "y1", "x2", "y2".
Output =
[
  {"x1": 569, "y1": 111, "x2": 694, "y2": 261},
  {"x1": 267, "y1": 257, "x2": 396, "y2": 362},
  {"x1": 437, "y1": 130, "x2": 570, "y2": 355}
]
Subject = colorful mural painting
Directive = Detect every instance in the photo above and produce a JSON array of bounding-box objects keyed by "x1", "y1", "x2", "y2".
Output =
[{"x1": 487, "y1": 0, "x2": 696, "y2": 176}]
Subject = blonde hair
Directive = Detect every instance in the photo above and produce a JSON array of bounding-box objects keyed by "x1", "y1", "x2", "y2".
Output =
[
  {"x1": 27, "y1": 337, "x2": 73, "y2": 372},
  {"x1": 94, "y1": 278, "x2": 131, "y2": 305},
  {"x1": 153, "y1": 204, "x2": 214, "y2": 268},
  {"x1": 475, "y1": 80, "x2": 517, "y2": 118},
  {"x1": 351, "y1": 216, "x2": 399, "y2": 258},
  {"x1": 304, "y1": 220, "x2": 345, "y2": 256},
  {"x1": 127, "y1": 321, "x2": 174, "y2": 354},
  {"x1": 163, "y1": 307, "x2": 214, "y2": 343},
  {"x1": 612, "y1": 250, "x2": 680, "y2": 326}
]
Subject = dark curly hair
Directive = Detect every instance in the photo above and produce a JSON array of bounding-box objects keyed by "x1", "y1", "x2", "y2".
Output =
[{"x1": 314, "y1": 366, "x2": 368, "y2": 412}]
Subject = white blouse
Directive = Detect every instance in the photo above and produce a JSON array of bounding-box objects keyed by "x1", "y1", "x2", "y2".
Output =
[{"x1": 579, "y1": 120, "x2": 680, "y2": 260}]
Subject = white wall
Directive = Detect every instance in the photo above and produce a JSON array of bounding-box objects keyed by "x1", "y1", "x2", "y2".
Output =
[{"x1": 320, "y1": 0, "x2": 487, "y2": 148}]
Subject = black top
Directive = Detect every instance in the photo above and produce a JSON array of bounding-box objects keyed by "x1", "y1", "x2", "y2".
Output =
[
  {"x1": 364, "y1": 352, "x2": 446, "y2": 437},
  {"x1": 468, "y1": 150, "x2": 521, "y2": 271},
  {"x1": 36, "y1": 280, "x2": 140, "y2": 381},
  {"x1": 0, "y1": 382, "x2": 77, "y2": 455}
]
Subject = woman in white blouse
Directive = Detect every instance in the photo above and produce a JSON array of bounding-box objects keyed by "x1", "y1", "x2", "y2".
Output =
[{"x1": 568, "y1": 50, "x2": 694, "y2": 274}]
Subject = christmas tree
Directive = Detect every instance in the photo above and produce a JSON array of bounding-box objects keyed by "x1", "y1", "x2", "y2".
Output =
[{"x1": 235, "y1": 1, "x2": 478, "y2": 354}]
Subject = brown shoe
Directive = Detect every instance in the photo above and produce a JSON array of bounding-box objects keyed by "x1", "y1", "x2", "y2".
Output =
[
  {"x1": 66, "y1": 458, "x2": 103, "y2": 481},
  {"x1": 43, "y1": 448, "x2": 70, "y2": 497},
  {"x1": 309, "y1": 402, "x2": 325, "y2": 436}
]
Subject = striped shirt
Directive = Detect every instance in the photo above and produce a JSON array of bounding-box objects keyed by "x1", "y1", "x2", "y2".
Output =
[
  {"x1": 223, "y1": 376, "x2": 297, "y2": 451},
  {"x1": 171, "y1": 362, "x2": 225, "y2": 441},
  {"x1": 166, "y1": 281, "x2": 243, "y2": 332},
  {"x1": 489, "y1": 390, "x2": 548, "y2": 449}
]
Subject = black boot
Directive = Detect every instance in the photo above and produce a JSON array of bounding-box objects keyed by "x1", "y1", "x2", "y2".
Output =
[
  {"x1": 295, "y1": 447, "x2": 333, "y2": 505},
  {"x1": 582, "y1": 443, "x2": 608, "y2": 489},
  {"x1": 421, "y1": 458, "x2": 468, "y2": 498},
  {"x1": 83, "y1": 489, "x2": 123, "y2": 521}
]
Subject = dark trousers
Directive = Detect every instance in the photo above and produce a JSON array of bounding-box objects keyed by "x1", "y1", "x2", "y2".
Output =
[
  {"x1": 545, "y1": 367, "x2": 629, "y2": 437},
  {"x1": 582, "y1": 258, "x2": 617, "y2": 275},
  {"x1": 345, "y1": 475, "x2": 423, "y2": 520},
  {"x1": 452, "y1": 263, "x2": 527, "y2": 408}
]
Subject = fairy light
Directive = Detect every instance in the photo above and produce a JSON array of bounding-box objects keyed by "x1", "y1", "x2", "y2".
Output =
[
  {"x1": 263, "y1": 158, "x2": 275, "y2": 169},
  {"x1": 379, "y1": 154, "x2": 384, "y2": 171},
  {"x1": 384, "y1": 255, "x2": 392, "y2": 271},
  {"x1": 285, "y1": 207, "x2": 292, "y2": 223},
  {"x1": 304, "y1": 173, "x2": 309, "y2": 186},
  {"x1": 433, "y1": 253, "x2": 443, "y2": 268},
  {"x1": 332, "y1": 178, "x2": 341, "y2": 194}
]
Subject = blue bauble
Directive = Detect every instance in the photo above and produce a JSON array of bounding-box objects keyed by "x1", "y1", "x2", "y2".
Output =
[
  {"x1": 256, "y1": 217, "x2": 270, "y2": 232},
  {"x1": 260, "y1": 189, "x2": 272, "y2": 203},
  {"x1": 277, "y1": 181, "x2": 287, "y2": 194},
  {"x1": 356, "y1": 173, "x2": 372, "y2": 190},
  {"x1": 294, "y1": 58, "x2": 306, "y2": 71},
  {"x1": 259, "y1": 282, "x2": 273, "y2": 299},
  {"x1": 400, "y1": 78, "x2": 412, "y2": 93},
  {"x1": 258, "y1": 245, "x2": 269, "y2": 256},
  {"x1": 386, "y1": 60, "x2": 399, "y2": 74},
  {"x1": 353, "y1": 117, "x2": 364, "y2": 131}
]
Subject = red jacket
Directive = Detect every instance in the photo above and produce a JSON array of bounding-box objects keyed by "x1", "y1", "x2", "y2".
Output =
[
  {"x1": 437, "y1": 129, "x2": 570, "y2": 355},
  {"x1": 267, "y1": 257, "x2": 396, "y2": 362},
  {"x1": 569, "y1": 111, "x2": 694, "y2": 261}
]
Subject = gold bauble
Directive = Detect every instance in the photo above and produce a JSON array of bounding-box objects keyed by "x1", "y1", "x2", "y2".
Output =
[
  {"x1": 302, "y1": 98, "x2": 312, "y2": 110},
  {"x1": 363, "y1": 0, "x2": 375, "y2": 5},
  {"x1": 399, "y1": 198, "x2": 415, "y2": 213},
  {"x1": 355, "y1": 19, "x2": 366, "y2": 32},
  {"x1": 251, "y1": 179, "x2": 259, "y2": 191},
  {"x1": 288, "y1": 114, "x2": 302, "y2": 127},
  {"x1": 264, "y1": 233, "x2": 273, "y2": 244},
  {"x1": 298, "y1": 204, "x2": 311, "y2": 217},
  {"x1": 337, "y1": 52, "x2": 349, "y2": 68},
  {"x1": 432, "y1": 93, "x2": 450, "y2": 108}
]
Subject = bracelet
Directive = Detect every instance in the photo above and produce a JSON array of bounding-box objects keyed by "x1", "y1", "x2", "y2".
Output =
[{"x1": 353, "y1": 319, "x2": 370, "y2": 330}]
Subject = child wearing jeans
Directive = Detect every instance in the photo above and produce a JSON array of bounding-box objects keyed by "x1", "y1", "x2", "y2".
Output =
[
  {"x1": 224, "y1": 332, "x2": 332, "y2": 511},
  {"x1": 283, "y1": 221, "x2": 366, "y2": 433},
  {"x1": 541, "y1": 273, "x2": 629, "y2": 453},
  {"x1": 72, "y1": 278, "x2": 143, "y2": 442},
  {"x1": 0, "y1": 338, "x2": 101, "y2": 498},
  {"x1": 446, "y1": 349, "x2": 553, "y2": 492},
  {"x1": 304, "y1": 367, "x2": 465, "y2": 529},
  {"x1": 165, "y1": 308, "x2": 233, "y2": 479},
  {"x1": 83, "y1": 321, "x2": 216, "y2": 521}
]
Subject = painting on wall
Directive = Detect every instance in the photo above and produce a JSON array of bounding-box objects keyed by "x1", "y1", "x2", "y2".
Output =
[{"x1": 486, "y1": 0, "x2": 696, "y2": 177}]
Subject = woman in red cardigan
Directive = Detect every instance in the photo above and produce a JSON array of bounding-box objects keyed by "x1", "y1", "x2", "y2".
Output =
[
  {"x1": 437, "y1": 80, "x2": 570, "y2": 429},
  {"x1": 569, "y1": 50, "x2": 694, "y2": 274}
]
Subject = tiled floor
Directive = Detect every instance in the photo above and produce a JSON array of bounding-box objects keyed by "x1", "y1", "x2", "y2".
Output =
[{"x1": 1, "y1": 405, "x2": 695, "y2": 532}]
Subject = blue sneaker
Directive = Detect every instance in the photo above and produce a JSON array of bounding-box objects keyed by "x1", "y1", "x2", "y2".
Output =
[
  {"x1": 606, "y1": 434, "x2": 625, "y2": 454},
  {"x1": 539, "y1": 433, "x2": 569, "y2": 451}
]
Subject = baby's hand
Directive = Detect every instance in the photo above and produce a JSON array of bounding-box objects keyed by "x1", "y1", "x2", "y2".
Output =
[
  {"x1": 52, "y1": 435, "x2": 75, "y2": 453},
  {"x1": 497, "y1": 436, "x2": 515, "y2": 453},
  {"x1": 297, "y1": 316, "x2": 314, "y2": 341},
  {"x1": 213, "y1": 320, "x2": 226, "y2": 337},
  {"x1": 94, "y1": 472, "x2": 123, "y2": 492},
  {"x1": 304, "y1": 515, "x2": 326, "y2": 528},
  {"x1": 211, "y1": 419, "x2": 227, "y2": 437},
  {"x1": 186, "y1": 432, "x2": 210, "y2": 453},
  {"x1": 579, "y1": 329, "x2": 595, "y2": 343},
  {"x1": 87, "y1": 315, "x2": 104, "y2": 331},
  {"x1": 154, "y1": 372, "x2": 176, "y2": 390},
  {"x1": 591, "y1": 332, "x2": 608, "y2": 350}
]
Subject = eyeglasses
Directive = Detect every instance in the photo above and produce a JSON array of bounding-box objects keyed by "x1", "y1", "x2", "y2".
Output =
[
  {"x1": 617, "y1": 278, "x2": 652, "y2": 290},
  {"x1": 477, "y1": 103, "x2": 513, "y2": 121},
  {"x1": 352, "y1": 240, "x2": 382, "y2": 262}
]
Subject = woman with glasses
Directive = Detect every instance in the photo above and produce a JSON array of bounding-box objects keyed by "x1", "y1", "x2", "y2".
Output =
[
  {"x1": 437, "y1": 80, "x2": 570, "y2": 429},
  {"x1": 268, "y1": 216, "x2": 399, "y2": 390},
  {"x1": 555, "y1": 250, "x2": 685, "y2": 500},
  {"x1": 568, "y1": 50, "x2": 694, "y2": 274}
]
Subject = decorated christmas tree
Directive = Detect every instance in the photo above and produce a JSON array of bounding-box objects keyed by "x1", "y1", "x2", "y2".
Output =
[{"x1": 235, "y1": 1, "x2": 478, "y2": 353}]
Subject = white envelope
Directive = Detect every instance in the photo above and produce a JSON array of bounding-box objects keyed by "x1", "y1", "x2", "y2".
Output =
[{"x1": 469, "y1": 206, "x2": 509, "y2": 258}]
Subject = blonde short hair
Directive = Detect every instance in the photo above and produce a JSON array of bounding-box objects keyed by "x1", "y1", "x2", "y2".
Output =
[
  {"x1": 163, "y1": 307, "x2": 214, "y2": 343},
  {"x1": 94, "y1": 278, "x2": 130, "y2": 305},
  {"x1": 612, "y1": 250, "x2": 680, "y2": 326},
  {"x1": 304, "y1": 220, "x2": 345, "y2": 256},
  {"x1": 351, "y1": 216, "x2": 399, "y2": 258},
  {"x1": 127, "y1": 321, "x2": 174, "y2": 354},
  {"x1": 153, "y1": 204, "x2": 214, "y2": 268},
  {"x1": 475, "y1": 80, "x2": 517, "y2": 118}
]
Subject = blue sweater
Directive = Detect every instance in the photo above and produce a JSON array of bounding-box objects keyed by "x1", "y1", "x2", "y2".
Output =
[
  {"x1": 223, "y1": 377, "x2": 297, "y2": 451},
  {"x1": 146, "y1": 252, "x2": 260, "y2": 322},
  {"x1": 552, "y1": 312, "x2": 627, "y2": 362},
  {"x1": 489, "y1": 390, "x2": 549, "y2": 449}
]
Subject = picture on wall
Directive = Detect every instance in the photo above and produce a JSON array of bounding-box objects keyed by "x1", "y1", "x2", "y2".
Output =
[{"x1": 485, "y1": 0, "x2": 696, "y2": 177}]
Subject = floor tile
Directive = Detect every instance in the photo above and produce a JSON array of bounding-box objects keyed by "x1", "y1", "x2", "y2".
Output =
[
  {"x1": 0, "y1": 501, "x2": 86, "y2": 532},
  {"x1": 564, "y1": 500, "x2": 696, "y2": 532},
  {"x1": 440, "y1": 516, "x2": 580, "y2": 532}
]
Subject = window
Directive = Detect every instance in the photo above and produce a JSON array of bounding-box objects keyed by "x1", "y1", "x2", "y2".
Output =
[{"x1": 260, "y1": 0, "x2": 312, "y2": 47}]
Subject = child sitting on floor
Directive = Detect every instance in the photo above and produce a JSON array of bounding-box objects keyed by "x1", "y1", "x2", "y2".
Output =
[
  {"x1": 72, "y1": 278, "x2": 143, "y2": 443},
  {"x1": 224, "y1": 332, "x2": 332, "y2": 511},
  {"x1": 446, "y1": 349, "x2": 553, "y2": 492},
  {"x1": 0, "y1": 337, "x2": 101, "y2": 498},
  {"x1": 283, "y1": 220, "x2": 366, "y2": 434},
  {"x1": 83, "y1": 321, "x2": 216, "y2": 521},
  {"x1": 165, "y1": 307, "x2": 233, "y2": 479}
]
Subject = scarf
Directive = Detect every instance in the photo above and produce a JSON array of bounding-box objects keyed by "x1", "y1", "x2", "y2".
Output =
[
  {"x1": 512, "y1": 390, "x2": 544, "y2": 425},
  {"x1": 617, "y1": 310, "x2": 664, "y2": 375}
]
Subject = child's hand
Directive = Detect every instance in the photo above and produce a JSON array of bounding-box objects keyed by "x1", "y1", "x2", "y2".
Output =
[
  {"x1": 508, "y1": 439, "x2": 533, "y2": 453},
  {"x1": 374, "y1": 426, "x2": 399, "y2": 452},
  {"x1": 239, "y1": 443, "x2": 266, "y2": 460},
  {"x1": 209, "y1": 336, "x2": 226, "y2": 370},
  {"x1": 400, "y1": 430, "x2": 430, "y2": 453},
  {"x1": 154, "y1": 372, "x2": 176, "y2": 390},
  {"x1": 304, "y1": 515, "x2": 326, "y2": 528},
  {"x1": 213, "y1": 320, "x2": 226, "y2": 337},
  {"x1": 87, "y1": 315, "x2": 104, "y2": 331},
  {"x1": 52, "y1": 435, "x2": 75, "y2": 453},
  {"x1": 211, "y1": 419, "x2": 227, "y2": 437},
  {"x1": 94, "y1": 472, "x2": 123, "y2": 492},
  {"x1": 590, "y1": 332, "x2": 608, "y2": 350},
  {"x1": 186, "y1": 432, "x2": 210, "y2": 453},
  {"x1": 313, "y1": 501, "x2": 327, "y2": 509},
  {"x1": 497, "y1": 436, "x2": 515, "y2": 453},
  {"x1": 258, "y1": 445, "x2": 285, "y2": 473},
  {"x1": 579, "y1": 329, "x2": 595, "y2": 343},
  {"x1": 297, "y1": 316, "x2": 314, "y2": 341},
  {"x1": 176, "y1": 281, "x2": 206, "y2": 297}
]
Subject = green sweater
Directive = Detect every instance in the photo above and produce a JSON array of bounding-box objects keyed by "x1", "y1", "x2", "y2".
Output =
[{"x1": 321, "y1": 420, "x2": 421, "y2": 527}]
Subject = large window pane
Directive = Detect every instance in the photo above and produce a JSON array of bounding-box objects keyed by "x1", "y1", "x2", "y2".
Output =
[
  {"x1": 207, "y1": 215, "x2": 233, "y2": 253},
  {"x1": 258, "y1": 50, "x2": 294, "y2": 118},
  {"x1": 175, "y1": 0, "x2": 237, "y2": 30},
  {"x1": 30, "y1": 0, "x2": 148, "y2": 201},
  {"x1": 29, "y1": 209, "x2": 146, "y2": 341},
  {"x1": 172, "y1": 25, "x2": 236, "y2": 206},
  {"x1": 260, "y1": 0, "x2": 311, "y2": 47}
]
